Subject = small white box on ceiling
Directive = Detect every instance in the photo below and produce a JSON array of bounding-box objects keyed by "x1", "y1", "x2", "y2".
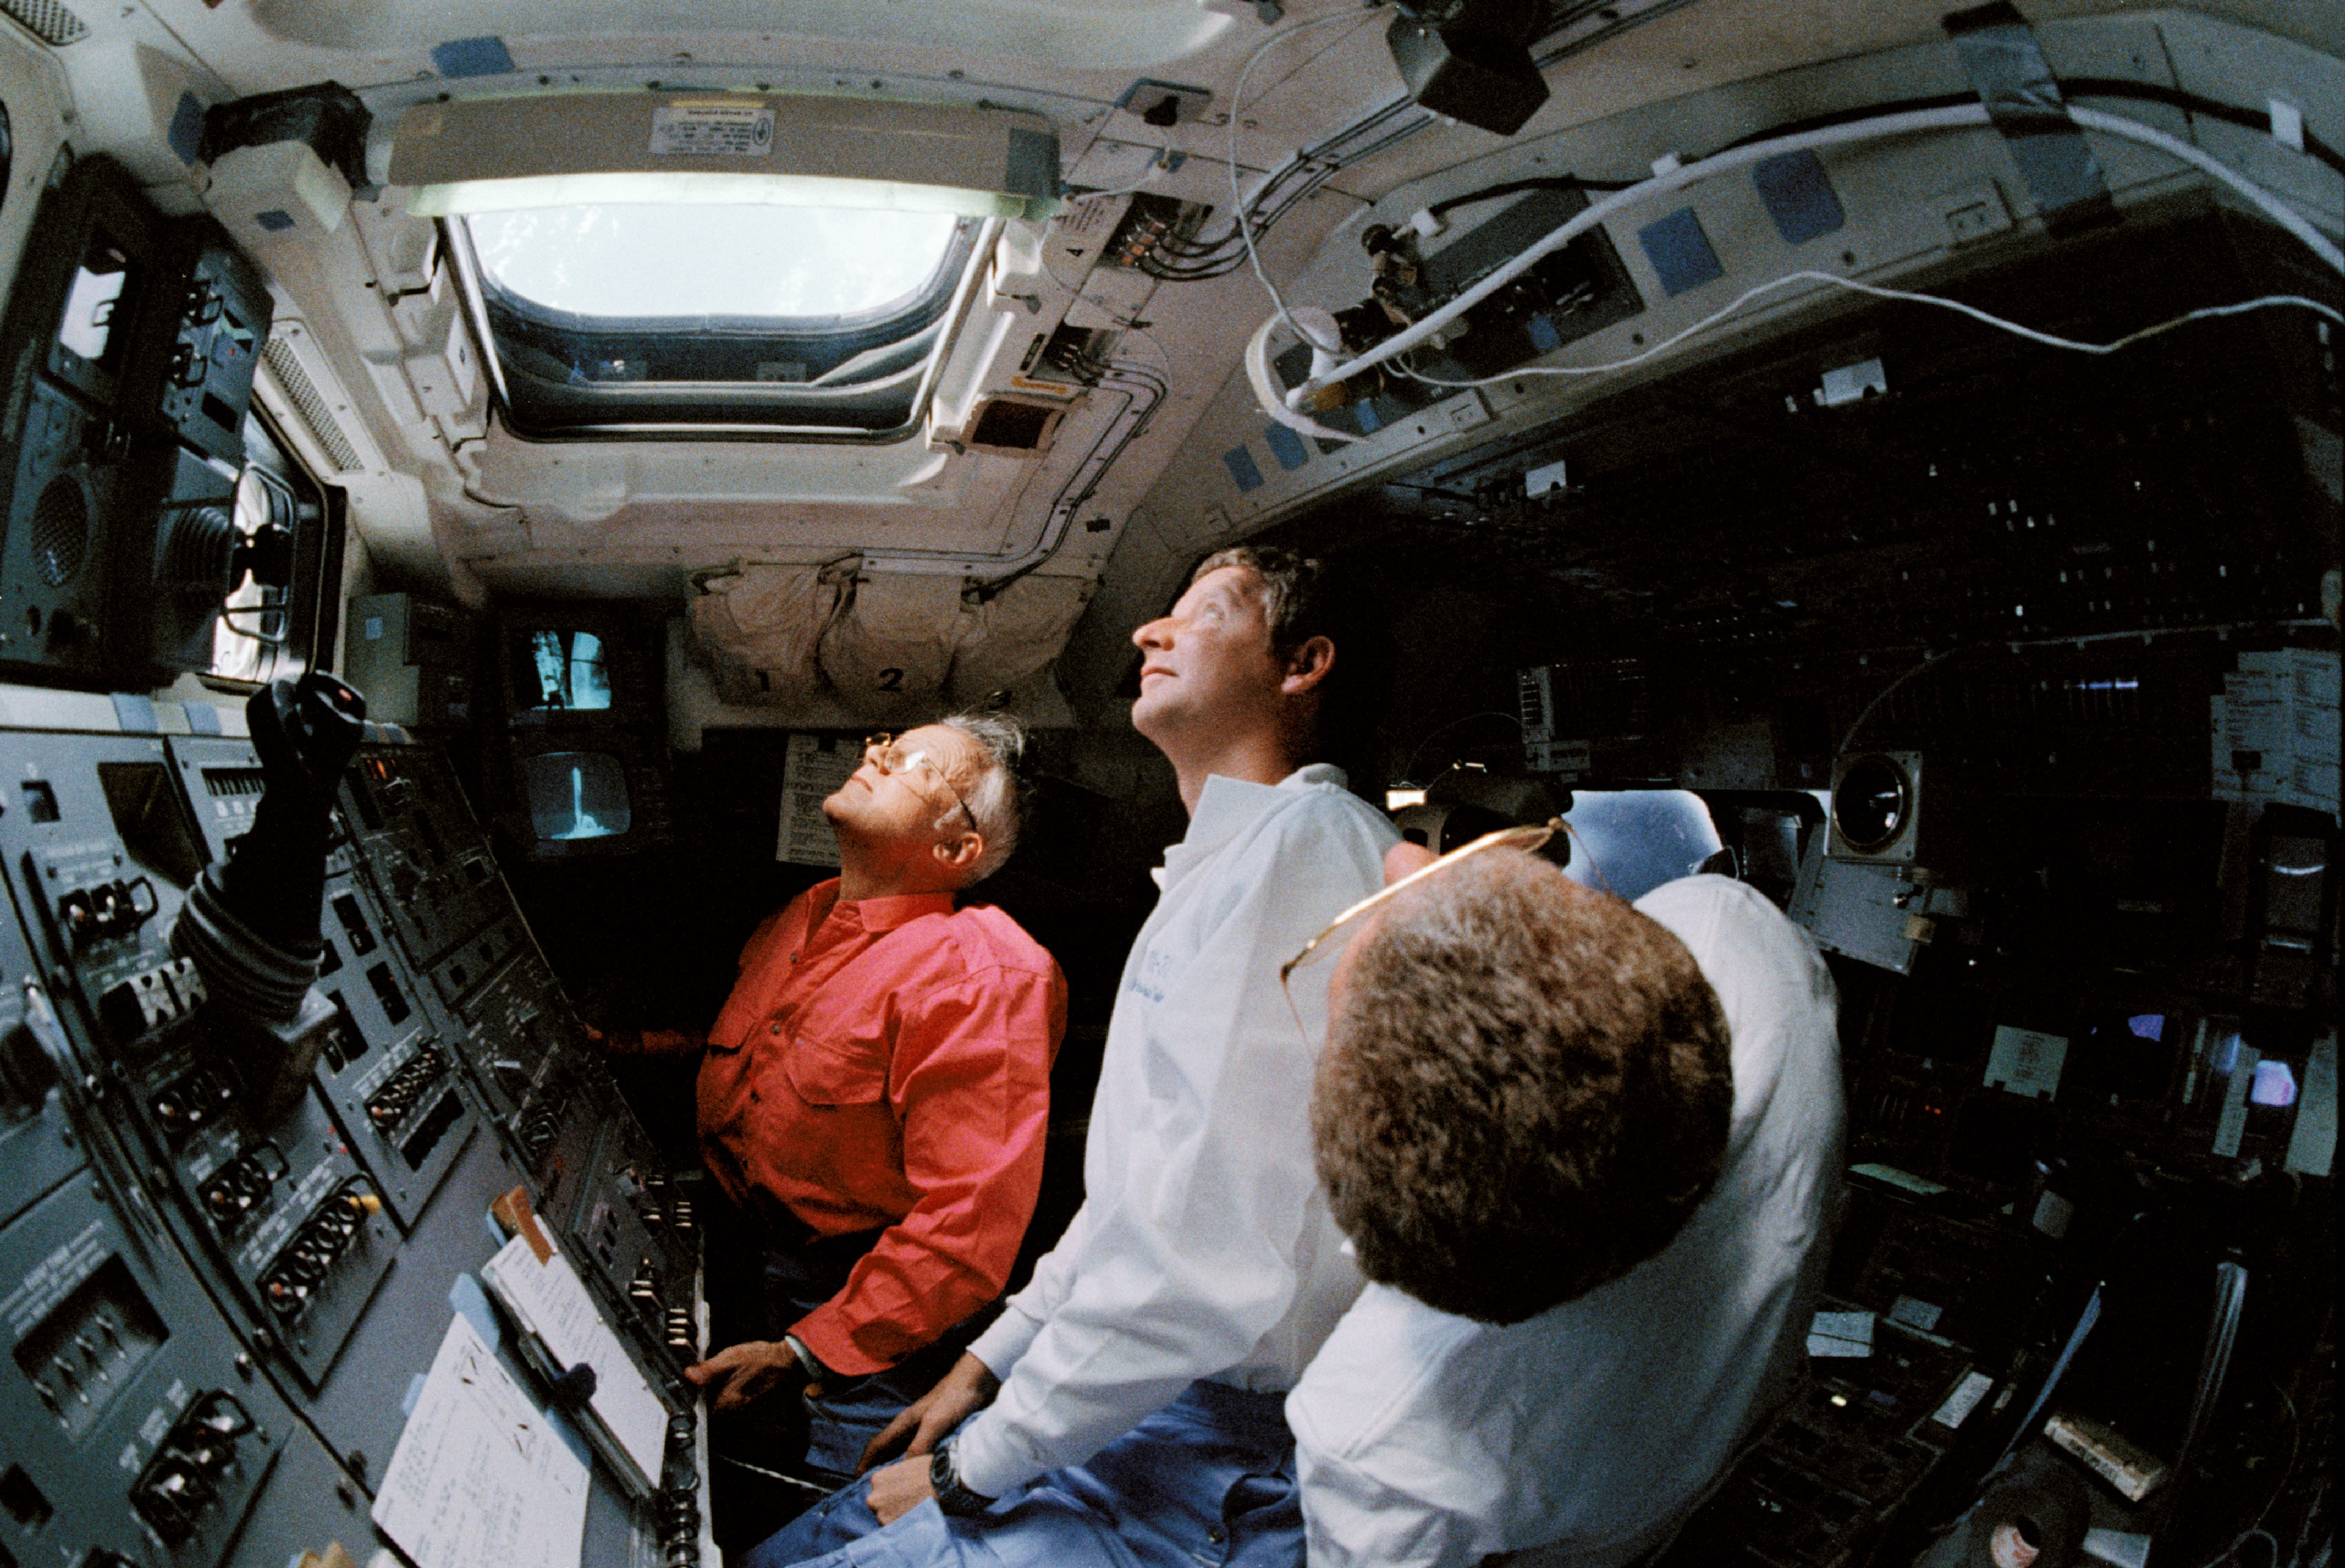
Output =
[{"x1": 201, "y1": 140, "x2": 352, "y2": 249}]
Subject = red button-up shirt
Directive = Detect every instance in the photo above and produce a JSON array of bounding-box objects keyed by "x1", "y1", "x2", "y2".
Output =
[{"x1": 695, "y1": 879, "x2": 1065, "y2": 1377}]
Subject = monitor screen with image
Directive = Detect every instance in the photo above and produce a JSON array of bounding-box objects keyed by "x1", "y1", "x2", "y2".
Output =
[
  {"x1": 520, "y1": 750, "x2": 633, "y2": 843},
  {"x1": 513, "y1": 627, "x2": 614, "y2": 713}
]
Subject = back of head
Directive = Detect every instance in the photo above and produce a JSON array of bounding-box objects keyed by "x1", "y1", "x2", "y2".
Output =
[
  {"x1": 936, "y1": 709, "x2": 1028, "y2": 884},
  {"x1": 1313, "y1": 852, "x2": 1733, "y2": 1324}
]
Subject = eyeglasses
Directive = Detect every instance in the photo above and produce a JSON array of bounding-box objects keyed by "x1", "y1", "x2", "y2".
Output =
[
  {"x1": 1280, "y1": 818, "x2": 1568, "y2": 990},
  {"x1": 865, "y1": 733, "x2": 977, "y2": 833}
]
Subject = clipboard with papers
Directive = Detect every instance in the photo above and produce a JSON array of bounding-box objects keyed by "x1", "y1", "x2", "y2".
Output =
[
  {"x1": 372, "y1": 1313, "x2": 590, "y2": 1568},
  {"x1": 478, "y1": 1230, "x2": 673, "y2": 1497}
]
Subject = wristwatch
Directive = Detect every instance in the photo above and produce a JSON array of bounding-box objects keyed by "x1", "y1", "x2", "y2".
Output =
[{"x1": 928, "y1": 1436, "x2": 996, "y2": 1518}]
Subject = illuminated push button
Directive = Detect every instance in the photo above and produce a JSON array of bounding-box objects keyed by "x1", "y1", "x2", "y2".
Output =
[
  {"x1": 178, "y1": 1432, "x2": 236, "y2": 1475},
  {"x1": 135, "y1": 1462, "x2": 212, "y2": 1537},
  {"x1": 189, "y1": 1391, "x2": 254, "y2": 1436}
]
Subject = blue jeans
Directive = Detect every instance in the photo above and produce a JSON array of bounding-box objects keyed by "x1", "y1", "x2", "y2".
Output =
[
  {"x1": 703, "y1": 1204, "x2": 980, "y2": 1484},
  {"x1": 743, "y1": 1381, "x2": 1303, "y2": 1568}
]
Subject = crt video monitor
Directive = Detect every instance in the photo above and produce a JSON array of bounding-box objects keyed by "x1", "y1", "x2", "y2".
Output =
[{"x1": 519, "y1": 749, "x2": 633, "y2": 844}]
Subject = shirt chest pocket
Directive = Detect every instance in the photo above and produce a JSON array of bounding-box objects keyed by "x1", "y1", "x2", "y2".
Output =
[{"x1": 781, "y1": 1035, "x2": 890, "y2": 1107}]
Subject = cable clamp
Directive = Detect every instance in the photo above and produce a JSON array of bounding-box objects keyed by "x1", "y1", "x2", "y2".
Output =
[{"x1": 2268, "y1": 97, "x2": 2305, "y2": 153}]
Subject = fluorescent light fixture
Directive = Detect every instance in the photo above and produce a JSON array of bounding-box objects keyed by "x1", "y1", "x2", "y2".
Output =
[
  {"x1": 392, "y1": 92, "x2": 1060, "y2": 220},
  {"x1": 410, "y1": 172, "x2": 1028, "y2": 219}
]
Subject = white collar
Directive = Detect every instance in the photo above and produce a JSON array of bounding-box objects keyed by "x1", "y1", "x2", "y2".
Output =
[{"x1": 1153, "y1": 764, "x2": 1349, "y2": 887}]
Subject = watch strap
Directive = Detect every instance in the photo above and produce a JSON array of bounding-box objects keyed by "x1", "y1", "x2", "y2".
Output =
[{"x1": 929, "y1": 1437, "x2": 996, "y2": 1517}]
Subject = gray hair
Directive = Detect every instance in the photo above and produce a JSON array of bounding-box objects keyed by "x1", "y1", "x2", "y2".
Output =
[{"x1": 935, "y1": 710, "x2": 1028, "y2": 884}]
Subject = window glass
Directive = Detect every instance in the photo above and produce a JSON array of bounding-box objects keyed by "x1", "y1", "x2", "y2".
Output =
[
  {"x1": 451, "y1": 202, "x2": 983, "y2": 435},
  {"x1": 466, "y1": 205, "x2": 960, "y2": 323}
]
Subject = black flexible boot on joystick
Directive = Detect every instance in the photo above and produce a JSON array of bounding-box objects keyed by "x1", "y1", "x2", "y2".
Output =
[{"x1": 168, "y1": 673, "x2": 366, "y2": 1113}]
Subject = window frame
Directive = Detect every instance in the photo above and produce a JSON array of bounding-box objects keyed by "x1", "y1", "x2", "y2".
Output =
[{"x1": 445, "y1": 208, "x2": 998, "y2": 441}]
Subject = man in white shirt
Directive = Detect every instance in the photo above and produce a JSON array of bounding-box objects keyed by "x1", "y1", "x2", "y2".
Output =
[
  {"x1": 1288, "y1": 850, "x2": 1844, "y2": 1568},
  {"x1": 746, "y1": 545, "x2": 1397, "y2": 1568}
]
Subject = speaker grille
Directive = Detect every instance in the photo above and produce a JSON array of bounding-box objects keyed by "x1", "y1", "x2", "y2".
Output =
[
  {"x1": 0, "y1": 0, "x2": 89, "y2": 45},
  {"x1": 261, "y1": 333, "x2": 364, "y2": 473},
  {"x1": 30, "y1": 473, "x2": 89, "y2": 587}
]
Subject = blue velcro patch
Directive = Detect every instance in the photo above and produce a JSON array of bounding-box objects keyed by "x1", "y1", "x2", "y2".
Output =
[
  {"x1": 1753, "y1": 151, "x2": 1845, "y2": 245},
  {"x1": 431, "y1": 36, "x2": 515, "y2": 78},
  {"x1": 255, "y1": 210, "x2": 297, "y2": 232},
  {"x1": 1637, "y1": 207, "x2": 1724, "y2": 297},
  {"x1": 111, "y1": 694, "x2": 157, "y2": 733},
  {"x1": 168, "y1": 93, "x2": 207, "y2": 165},
  {"x1": 448, "y1": 1273, "x2": 502, "y2": 1349},
  {"x1": 1262, "y1": 424, "x2": 1309, "y2": 472},
  {"x1": 1223, "y1": 445, "x2": 1265, "y2": 493},
  {"x1": 184, "y1": 703, "x2": 223, "y2": 736},
  {"x1": 1352, "y1": 400, "x2": 1382, "y2": 434},
  {"x1": 1527, "y1": 314, "x2": 1562, "y2": 354}
]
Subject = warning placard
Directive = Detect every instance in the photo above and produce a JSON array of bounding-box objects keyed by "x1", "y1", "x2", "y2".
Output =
[{"x1": 650, "y1": 103, "x2": 776, "y2": 157}]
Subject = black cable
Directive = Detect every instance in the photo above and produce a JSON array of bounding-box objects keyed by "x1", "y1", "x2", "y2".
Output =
[
  {"x1": 1428, "y1": 172, "x2": 1641, "y2": 219},
  {"x1": 1711, "y1": 91, "x2": 1979, "y2": 155},
  {"x1": 2063, "y1": 78, "x2": 2345, "y2": 181}
]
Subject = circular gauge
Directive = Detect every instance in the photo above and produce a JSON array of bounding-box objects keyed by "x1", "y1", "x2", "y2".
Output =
[{"x1": 1832, "y1": 755, "x2": 1912, "y2": 855}]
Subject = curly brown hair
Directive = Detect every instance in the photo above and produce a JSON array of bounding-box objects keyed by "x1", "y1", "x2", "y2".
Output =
[{"x1": 1313, "y1": 850, "x2": 1733, "y2": 1324}]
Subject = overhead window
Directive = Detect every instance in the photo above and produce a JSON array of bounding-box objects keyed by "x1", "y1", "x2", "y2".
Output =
[{"x1": 450, "y1": 203, "x2": 983, "y2": 438}]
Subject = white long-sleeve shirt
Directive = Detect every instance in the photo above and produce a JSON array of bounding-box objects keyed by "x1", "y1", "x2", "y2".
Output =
[
  {"x1": 955, "y1": 765, "x2": 1396, "y2": 1497},
  {"x1": 1288, "y1": 875, "x2": 1846, "y2": 1568}
]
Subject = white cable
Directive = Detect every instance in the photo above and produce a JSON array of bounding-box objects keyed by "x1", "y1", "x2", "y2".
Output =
[
  {"x1": 2068, "y1": 105, "x2": 2344, "y2": 275},
  {"x1": 1271, "y1": 100, "x2": 2345, "y2": 413},
  {"x1": 1247, "y1": 314, "x2": 1364, "y2": 443},
  {"x1": 1386, "y1": 274, "x2": 2343, "y2": 390},
  {"x1": 1227, "y1": 9, "x2": 1379, "y2": 351},
  {"x1": 1279, "y1": 102, "x2": 1995, "y2": 404}
]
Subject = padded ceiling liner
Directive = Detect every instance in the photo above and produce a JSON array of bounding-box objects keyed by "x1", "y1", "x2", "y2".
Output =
[{"x1": 247, "y1": 0, "x2": 1231, "y2": 70}]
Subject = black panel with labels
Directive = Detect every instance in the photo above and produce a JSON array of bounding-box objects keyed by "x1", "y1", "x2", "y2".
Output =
[
  {"x1": 0, "y1": 733, "x2": 399, "y2": 1392},
  {"x1": 168, "y1": 736, "x2": 480, "y2": 1233},
  {"x1": 334, "y1": 742, "x2": 699, "y2": 1361},
  {"x1": 123, "y1": 225, "x2": 272, "y2": 469},
  {"x1": 0, "y1": 1173, "x2": 302, "y2": 1568},
  {"x1": 342, "y1": 749, "x2": 509, "y2": 982},
  {"x1": 0, "y1": 155, "x2": 280, "y2": 689},
  {"x1": 0, "y1": 711, "x2": 706, "y2": 1567}
]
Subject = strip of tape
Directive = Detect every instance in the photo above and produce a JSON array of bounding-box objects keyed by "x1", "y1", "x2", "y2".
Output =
[{"x1": 1943, "y1": 1, "x2": 2118, "y2": 236}]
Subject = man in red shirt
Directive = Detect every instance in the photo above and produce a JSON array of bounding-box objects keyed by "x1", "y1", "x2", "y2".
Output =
[{"x1": 613, "y1": 712, "x2": 1065, "y2": 1487}]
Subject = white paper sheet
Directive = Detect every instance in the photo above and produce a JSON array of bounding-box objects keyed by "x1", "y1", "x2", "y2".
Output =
[
  {"x1": 480, "y1": 1234, "x2": 669, "y2": 1489},
  {"x1": 1807, "y1": 1310, "x2": 1874, "y2": 1358},
  {"x1": 371, "y1": 1314, "x2": 589, "y2": 1568},
  {"x1": 777, "y1": 733, "x2": 858, "y2": 867}
]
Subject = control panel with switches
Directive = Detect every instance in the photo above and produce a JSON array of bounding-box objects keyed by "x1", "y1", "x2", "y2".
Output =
[{"x1": 0, "y1": 715, "x2": 706, "y2": 1568}]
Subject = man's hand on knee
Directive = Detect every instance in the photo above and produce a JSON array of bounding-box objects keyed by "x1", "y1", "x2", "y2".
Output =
[
  {"x1": 685, "y1": 1340, "x2": 803, "y2": 1411},
  {"x1": 857, "y1": 1352, "x2": 1002, "y2": 1473},
  {"x1": 865, "y1": 1454, "x2": 935, "y2": 1526}
]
